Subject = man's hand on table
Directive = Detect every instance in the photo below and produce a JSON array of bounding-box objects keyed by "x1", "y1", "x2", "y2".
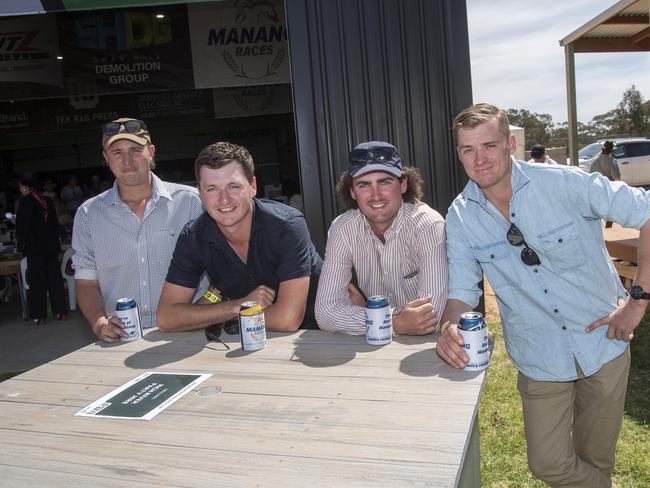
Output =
[
  {"x1": 93, "y1": 315, "x2": 128, "y2": 342},
  {"x1": 393, "y1": 296, "x2": 437, "y2": 335}
]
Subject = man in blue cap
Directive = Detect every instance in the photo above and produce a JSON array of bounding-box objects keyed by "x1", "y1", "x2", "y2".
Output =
[{"x1": 315, "y1": 141, "x2": 448, "y2": 335}]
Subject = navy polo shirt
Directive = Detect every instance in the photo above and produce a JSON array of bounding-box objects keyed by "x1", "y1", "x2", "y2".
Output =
[{"x1": 166, "y1": 198, "x2": 322, "y2": 329}]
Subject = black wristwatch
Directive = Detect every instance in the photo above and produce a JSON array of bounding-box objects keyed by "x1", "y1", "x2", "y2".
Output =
[{"x1": 630, "y1": 285, "x2": 650, "y2": 300}]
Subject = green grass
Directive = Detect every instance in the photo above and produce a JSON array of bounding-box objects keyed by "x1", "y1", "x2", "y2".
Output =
[{"x1": 480, "y1": 315, "x2": 650, "y2": 487}]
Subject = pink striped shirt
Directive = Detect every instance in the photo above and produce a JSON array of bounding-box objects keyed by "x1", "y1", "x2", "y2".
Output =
[{"x1": 315, "y1": 201, "x2": 448, "y2": 335}]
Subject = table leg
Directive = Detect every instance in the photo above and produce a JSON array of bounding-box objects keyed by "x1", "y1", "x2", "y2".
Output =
[
  {"x1": 16, "y1": 271, "x2": 28, "y2": 320},
  {"x1": 457, "y1": 412, "x2": 481, "y2": 487}
]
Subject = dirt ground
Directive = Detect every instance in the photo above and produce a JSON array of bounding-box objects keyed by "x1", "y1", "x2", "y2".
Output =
[{"x1": 483, "y1": 280, "x2": 500, "y2": 323}]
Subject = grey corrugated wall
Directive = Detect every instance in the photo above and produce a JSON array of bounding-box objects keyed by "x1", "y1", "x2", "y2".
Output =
[{"x1": 286, "y1": 0, "x2": 473, "y2": 252}]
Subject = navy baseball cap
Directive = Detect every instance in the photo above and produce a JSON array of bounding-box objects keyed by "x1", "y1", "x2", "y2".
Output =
[{"x1": 348, "y1": 141, "x2": 403, "y2": 178}]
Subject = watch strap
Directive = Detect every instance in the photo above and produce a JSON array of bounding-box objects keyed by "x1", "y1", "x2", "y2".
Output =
[{"x1": 204, "y1": 290, "x2": 222, "y2": 303}]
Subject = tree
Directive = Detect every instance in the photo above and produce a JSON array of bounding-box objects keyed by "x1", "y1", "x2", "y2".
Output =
[
  {"x1": 587, "y1": 85, "x2": 648, "y2": 136},
  {"x1": 506, "y1": 109, "x2": 554, "y2": 149},
  {"x1": 616, "y1": 85, "x2": 648, "y2": 135}
]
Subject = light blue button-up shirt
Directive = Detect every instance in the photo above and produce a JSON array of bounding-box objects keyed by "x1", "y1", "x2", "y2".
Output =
[
  {"x1": 73, "y1": 174, "x2": 204, "y2": 328},
  {"x1": 446, "y1": 159, "x2": 650, "y2": 381}
]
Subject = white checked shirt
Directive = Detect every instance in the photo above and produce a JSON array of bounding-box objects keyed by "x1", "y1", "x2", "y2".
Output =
[
  {"x1": 315, "y1": 201, "x2": 448, "y2": 335},
  {"x1": 72, "y1": 174, "x2": 203, "y2": 328}
]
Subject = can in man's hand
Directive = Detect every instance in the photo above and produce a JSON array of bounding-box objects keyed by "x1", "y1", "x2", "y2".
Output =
[
  {"x1": 115, "y1": 297, "x2": 142, "y2": 342},
  {"x1": 458, "y1": 311, "x2": 489, "y2": 371}
]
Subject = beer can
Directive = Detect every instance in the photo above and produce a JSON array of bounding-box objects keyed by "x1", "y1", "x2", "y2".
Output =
[
  {"x1": 365, "y1": 295, "x2": 392, "y2": 346},
  {"x1": 238, "y1": 301, "x2": 266, "y2": 351},
  {"x1": 458, "y1": 311, "x2": 489, "y2": 371},
  {"x1": 115, "y1": 297, "x2": 142, "y2": 342}
]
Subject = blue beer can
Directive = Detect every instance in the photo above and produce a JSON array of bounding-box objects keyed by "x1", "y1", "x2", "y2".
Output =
[
  {"x1": 458, "y1": 311, "x2": 489, "y2": 371},
  {"x1": 115, "y1": 297, "x2": 142, "y2": 342},
  {"x1": 365, "y1": 295, "x2": 392, "y2": 346},
  {"x1": 458, "y1": 311, "x2": 486, "y2": 331}
]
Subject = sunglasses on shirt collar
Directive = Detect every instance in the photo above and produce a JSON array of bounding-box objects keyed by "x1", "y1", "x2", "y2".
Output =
[{"x1": 506, "y1": 223, "x2": 541, "y2": 266}]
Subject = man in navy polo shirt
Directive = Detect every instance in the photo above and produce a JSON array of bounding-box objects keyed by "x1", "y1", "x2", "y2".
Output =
[{"x1": 157, "y1": 141, "x2": 322, "y2": 332}]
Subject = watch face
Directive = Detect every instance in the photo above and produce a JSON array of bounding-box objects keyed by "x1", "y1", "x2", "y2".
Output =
[{"x1": 631, "y1": 286, "x2": 646, "y2": 300}]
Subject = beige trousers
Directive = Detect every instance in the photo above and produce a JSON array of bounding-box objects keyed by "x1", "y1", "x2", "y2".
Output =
[{"x1": 517, "y1": 348, "x2": 630, "y2": 488}]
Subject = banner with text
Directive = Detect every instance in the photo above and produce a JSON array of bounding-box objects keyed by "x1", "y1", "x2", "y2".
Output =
[
  {"x1": 57, "y1": 4, "x2": 195, "y2": 97},
  {"x1": 212, "y1": 84, "x2": 292, "y2": 118},
  {"x1": 0, "y1": 14, "x2": 64, "y2": 100},
  {"x1": 189, "y1": 0, "x2": 290, "y2": 89}
]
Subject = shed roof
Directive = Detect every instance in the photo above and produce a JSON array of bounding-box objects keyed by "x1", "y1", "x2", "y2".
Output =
[{"x1": 560, "y1": 0, "x2": 649, "y2": 53}]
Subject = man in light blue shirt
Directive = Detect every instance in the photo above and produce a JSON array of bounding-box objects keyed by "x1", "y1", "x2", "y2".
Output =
[
  {"x1": 436, "y1": 103, "x2": 650, "y2": 488},
  {"x1": 73, "y1": 118, "x2": 204, "y2": 342}
]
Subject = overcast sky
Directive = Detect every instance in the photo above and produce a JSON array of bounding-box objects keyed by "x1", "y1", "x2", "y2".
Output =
[{"x1": 466, "y1": 0, "x2": 650, "y2": 125}]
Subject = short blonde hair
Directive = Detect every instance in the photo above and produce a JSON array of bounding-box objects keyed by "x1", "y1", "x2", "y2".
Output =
[{"x1": 453, "y1": 103, "x2": 510, "y2": 141}]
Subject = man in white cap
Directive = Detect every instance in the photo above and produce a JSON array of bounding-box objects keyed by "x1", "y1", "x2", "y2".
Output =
[
  {"x1": 72, "y1": 117, "x2": 204, "y2": 342},
  {"x1": 315, "y1": 141, "x2": 448, "y2": 335}
]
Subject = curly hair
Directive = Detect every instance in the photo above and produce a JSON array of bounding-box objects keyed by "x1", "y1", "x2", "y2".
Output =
[
  {"x1": 453, "y1": 103, "x2": 510, "y2": 141},
  {"x1": 336, "y1": 166, "x2": 424, "y2": 210},
  {"x1": 194, "y1": 141, "x2": 255, "y2": 183}
]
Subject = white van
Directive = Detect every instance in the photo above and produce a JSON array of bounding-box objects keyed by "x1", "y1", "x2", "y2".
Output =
[{"x1": 577, "y1": 138, "x2": 650, "y2": 186}]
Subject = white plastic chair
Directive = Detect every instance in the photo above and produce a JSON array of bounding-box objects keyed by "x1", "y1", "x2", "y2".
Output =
[
  {"x1": 60, "y1": 247, "x2": 76, "y2": 311},
  {"x1": 19, "y1": 257, "x2": 29, "y2": 319}
]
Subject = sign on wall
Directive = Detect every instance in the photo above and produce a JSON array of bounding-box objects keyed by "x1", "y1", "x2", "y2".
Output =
[
  {"x1": 212, "y1": 83, "x2": 292, "y2": 118},
  {"x1": 57, "y1": 4, "x2": 195, "y2": 96},
  {"x1": 0, "y1": 14, "x2": 64, "y2": 100},
  {"x1": 189, "y1": 0, "x2": 290, "y2": 88}
]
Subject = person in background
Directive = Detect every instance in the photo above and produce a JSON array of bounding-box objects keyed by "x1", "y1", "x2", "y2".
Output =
[
  {"x1": 157, "y1": 141, "x2": 322, "y2": 333},
  {"x1": 590, "y1": 140, "x2": 621, "y2": 228},
  {"x1": 60, "y1": 175, "x2": 84, "y2": 217},
  {"x1": 590, "y1": 140, "x2": 621, "y2": 181},
  {"x1": 527, "y1": 144, "x2": 558, "y2": 164},
  {"x1": 72, "y1": 117, "x2": 204, "y2": 342},
  {"x1": 16, "y1": 177, "x2": 67, "y2": 324},
  {"x1": 315, "y1": 141, "x2": 447, "y2": 336},
  {"x1": 436, "y1": 103, "x2": 650, "y2": 488}
]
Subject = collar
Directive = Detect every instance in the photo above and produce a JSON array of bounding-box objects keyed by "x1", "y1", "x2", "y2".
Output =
[
  {"x1": 200, "y1": 197, "x2": 259, "y2": 247},
  {"x1": 102, "y1": 172, "x2": 168, "y2": 207},
  {"x1": 461, "y1": 157, "x2": 530, "y2": 204},
  {"x1": 361, "y1": 200, "x2": 405, "y2": 240}
]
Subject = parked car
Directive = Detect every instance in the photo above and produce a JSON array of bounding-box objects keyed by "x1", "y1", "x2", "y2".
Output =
[{"x1": 577, "y1": 138, "x2": 650, "y2": 186}]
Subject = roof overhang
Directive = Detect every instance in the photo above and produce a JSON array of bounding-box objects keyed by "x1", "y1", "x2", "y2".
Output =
[{"x1": 560, "y1": 0, "x2": 650, "y2": 53}]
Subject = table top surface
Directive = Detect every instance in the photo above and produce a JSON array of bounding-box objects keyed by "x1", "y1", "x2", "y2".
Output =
[
  {"x1": 0, "y1": 329, "x2": 485, "y2": 487},
  {"x1": 604, "y1": 226, "x2": 639, "y2": 263}
]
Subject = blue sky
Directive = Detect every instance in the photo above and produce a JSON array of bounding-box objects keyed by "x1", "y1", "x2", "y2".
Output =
[{"x1": 466, "y1": 0, "x2": 650, "y2": 125}]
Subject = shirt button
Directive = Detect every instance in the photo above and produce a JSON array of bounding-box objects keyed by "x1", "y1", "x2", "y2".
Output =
[
  {"x1": 534, "y1": 269, "x2": 538, "y2": 273},
  {"x1": 562, "y1": 326, "x2": 566, "y2": 330},
  {"x1": 544, "y1": 289, "x2": 548, "y2": 293},
  {"x1": 490, "y1": 254, "x2": 495, "y2": 259},
  {"x1": 554, "y1": 309, "x2": 559, "y2": 313},
  {"x1": 558, "y1": 238, "x2": 563, "y2": 243},
  {"x1": 511, "y1": 213, "x2": 515, "y2": 217}
]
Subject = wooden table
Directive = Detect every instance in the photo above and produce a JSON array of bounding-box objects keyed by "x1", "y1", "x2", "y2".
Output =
[
  {"x1": 0, "y1": 257, "x2": 27, "y2": 318},
  {"x1": 0, "y1": 329, "x2": 486, "y2": 487},
  {"x1": 604, "y1": 226, "x2": 640, "y2": 288},
  {"x1": 604, "y1": 225, "x2": 639, "y2": 264}
]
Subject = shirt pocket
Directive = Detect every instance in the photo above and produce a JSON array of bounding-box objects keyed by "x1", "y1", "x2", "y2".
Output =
[
  {"x1": 537, "y1": 222, "x2": 585, "y2": 272},
  {"x1": 150, "y1": 229, "x2": 182, "y2": 269},
  {"x1": 474, "y1": 242, "x2": 510, "y2": 288}
]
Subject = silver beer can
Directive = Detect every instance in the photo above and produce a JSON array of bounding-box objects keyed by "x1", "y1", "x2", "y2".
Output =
[
  {"x1": 365, "y1": 295, "x2": 392, "y2": 346},
  {"x1": 238, "y1": 301, "x2": 266, "y2": 351},
  {"x1": 115, "y1": 297, "x2": 142, "y2": 342}
]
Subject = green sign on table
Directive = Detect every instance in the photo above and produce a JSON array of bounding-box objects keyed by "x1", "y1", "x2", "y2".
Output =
[{"x1": 76, "y1": 372, "x2": 211, "y2": 420}]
